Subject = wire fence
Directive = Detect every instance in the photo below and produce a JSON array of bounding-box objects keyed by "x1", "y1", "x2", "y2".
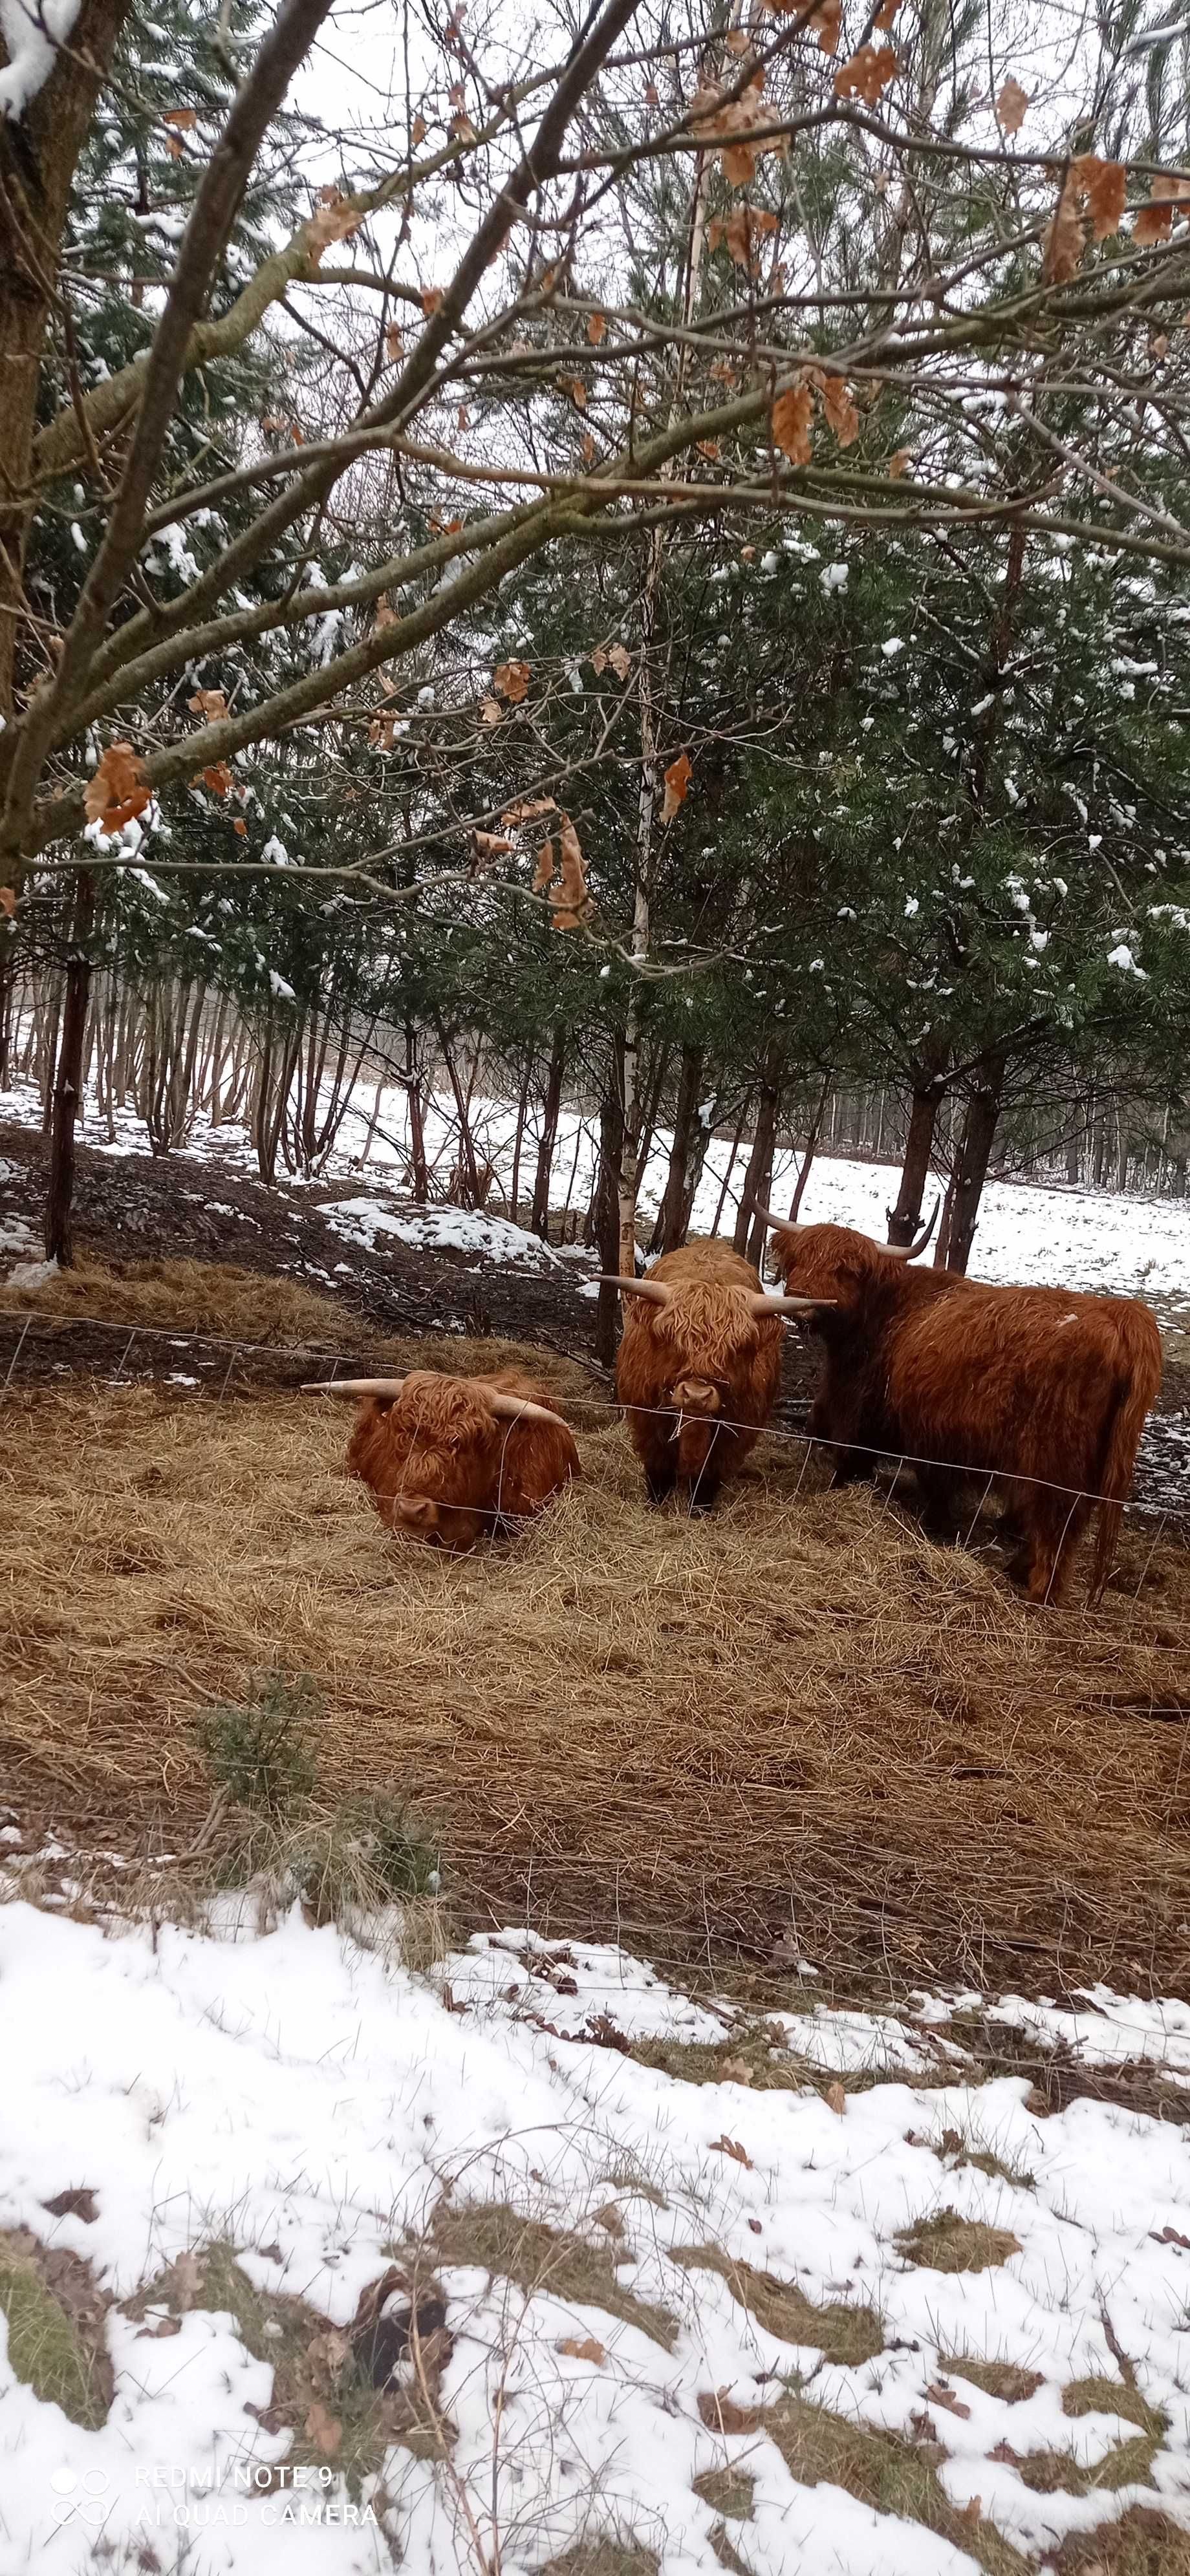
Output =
[{"x1": 1, "y1": 1298, "x2": 1187, "y2": 1555}]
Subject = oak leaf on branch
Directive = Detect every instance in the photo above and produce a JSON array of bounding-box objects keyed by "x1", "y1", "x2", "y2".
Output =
[
  {"x1": 493, "y1": 659, "x2": 530, "y2": 703},
  {"x1": 833, "y1": 42, "x2": 897, "y2": 103},
  {"x1": 821, "y1": 374, "x2": 859, "y2": 446},
  {"x1": 85, "y1": 742, "x2": 151, "y2": 833},
  {"x1": 587, "y1": 311, "x2": 607, "y2": 343},
  {"x1": 772, "y1": 382, "x2": 814, "y2": 465},
  {"x1": 305, "y1": 191, "x2": 363, "y2": 264},
  {"x1": 995, "y1": 78, "x2": 1028, "y2": 135},
  {"x1": 661, "y1": 751, "x2": 692, "y2": 822},
  {"x1": 550, "y1": 813, "x2": 590, "y2": 929},
  {"x1": 187, "y1": 687, "x2": 228, "y2": 721}
]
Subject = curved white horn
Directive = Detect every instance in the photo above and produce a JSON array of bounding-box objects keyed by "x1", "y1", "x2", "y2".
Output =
[
  {"x1": 748, "y1": 1293, "x2": 836, "y2": 1317},
  {"x1": 885, "y1": 1196, "x2": 941, "y2": 1261},
  {"x1": 747, "y1": 1199, "x2": 799, "y2": 1233},
  {"x1": 596, "y1": 1272, "x2": 671, "y2": 1305},
  {"x1": 303, "y1": 1376, "x2": 406, "y2": 1398},
  {"x1": 483, "y1": 1387, "x2": 569, "y2": 1426}
]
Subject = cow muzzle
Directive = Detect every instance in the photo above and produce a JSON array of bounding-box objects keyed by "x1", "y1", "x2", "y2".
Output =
[{"x1": 671, "y1": 1377, "x2": 721, "y2": 1416}]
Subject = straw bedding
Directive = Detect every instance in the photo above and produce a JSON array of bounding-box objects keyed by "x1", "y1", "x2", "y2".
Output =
[{"x1": 3, "y1": 1346, "x2": 1189, "y2": 1998}]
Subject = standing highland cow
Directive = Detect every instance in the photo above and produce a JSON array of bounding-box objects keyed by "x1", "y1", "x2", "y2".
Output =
[
  {"x1": 753, "y1": 1210, "x2": 1162, "y2": 1603},
  {"x1": 601, "y1": 1238, "x2": 829, "y2": 1512},
  {"x1": 306, "y1": 1369, "x2": 579, "y2": 1552}
]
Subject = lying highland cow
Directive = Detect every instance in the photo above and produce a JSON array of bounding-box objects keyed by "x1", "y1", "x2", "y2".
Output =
[
  {"x1": 600, "y1": 1237, "x2": 828, "y2": 1512},
  {"x1": 753, "y1": 1209, "x2": 1162, "y2": 1603},
  {"x1": 307, "y1": 1368, "x2": 579, "y2": 1552}
]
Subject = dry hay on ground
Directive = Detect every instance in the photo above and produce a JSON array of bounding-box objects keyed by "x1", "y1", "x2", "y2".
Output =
[{"x1": 3, "y1": 1320, "x2": 1189, "y2": 2001}]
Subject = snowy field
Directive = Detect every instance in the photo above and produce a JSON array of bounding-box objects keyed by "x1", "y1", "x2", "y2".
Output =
[
  {"x1": 3, "y1": 1896, "x2": 1190, "y2": 2574},
  {"x1": 3, "y1": 1071, "x2": 1189, "y2": 1320}
]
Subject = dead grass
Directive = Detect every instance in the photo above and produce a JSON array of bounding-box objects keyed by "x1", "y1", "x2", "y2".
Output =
[
  {"x1": 764, "y1": 2389, "x2": 1029, "y2": 2576},
  {"x1": 541, "y1": 2546, "x2": 659, "y2": 2576},
  {"x1": 1050, "y1": 2508, "x2": 1190, "y2": 2572},
  {"x1": 896, "y1": 2211, "x2": 1021, "y2": 2273},
  {"x1": 3, "y1": 1308, "x2": 1190, "y2": 1993},
  {"x1": 1063, "y1": 2377, "x2": 1167, "y2": 2437},
  {"x1": 692, "y1": 2469, "x2": 755, "y2": 2521},
  {"x1": 667, "y1": 2246, "x2": 883, "y2": 2365},
  {"x1": 942, "y1": 2356, "x2": 1044, "y2": 2404},
  {"x1": 1015, "y1": 2434, "x2": 1162, "y2": 2495},
  {"x1": 0, "y1": 2228, "x2": 113, "y2": 2427},
  {"x1": 420, "y1": 2206, "x2": 678, "y2": 2350}
]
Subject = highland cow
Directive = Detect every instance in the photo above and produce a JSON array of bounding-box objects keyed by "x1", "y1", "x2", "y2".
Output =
[
  {"x1": 600, "y1": 1236, "x2": 829, "y2": 1512},
  {"x1": 753, "y1": 1211, "x2": 1162, "y2": 1602},
  {"x1": 306, "y1": 1368, "x2": 579, "y2": 1552}
]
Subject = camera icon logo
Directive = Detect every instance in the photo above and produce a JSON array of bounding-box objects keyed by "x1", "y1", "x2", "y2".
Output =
[{"x1": 50, "y1": 2467, "x2": 113, "y2": 2528}]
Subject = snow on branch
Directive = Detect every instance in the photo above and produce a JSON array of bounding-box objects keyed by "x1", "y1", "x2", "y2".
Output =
[{"x1": 0, "y1": 0, "x2": 81, "y2": 119}]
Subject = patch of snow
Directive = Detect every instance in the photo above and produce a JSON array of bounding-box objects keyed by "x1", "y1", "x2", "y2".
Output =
[{"x1": 323, "y1": 1196, "x2": 564, "y2": 1271}]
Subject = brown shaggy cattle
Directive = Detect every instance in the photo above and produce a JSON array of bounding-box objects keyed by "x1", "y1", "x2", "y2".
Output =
[
  {"x1": 755, "y1": 1212, "x2": 1163, "y2": 1603},
  {"x1": 600, "y1": 1236, "x2": 828, "y2": 1512},
  {"x1": 306, "y1": 1368, "x2": 579, "y2": 1552}
]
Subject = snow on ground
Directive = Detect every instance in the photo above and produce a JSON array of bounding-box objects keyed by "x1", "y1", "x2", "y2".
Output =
[
  {"x1": 4, "y1": 1900, "x2": 1190, "y2": 2573},
  {"x1": 323, "y1": 1197, "x2": 562, "y2": 1272},
  {"x1": 3, "y1": 1071, "x2": 1187, "y2": 1320}
]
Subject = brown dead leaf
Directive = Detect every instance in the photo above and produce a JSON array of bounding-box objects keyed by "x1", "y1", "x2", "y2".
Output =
[
  {"x1": 662, "y1": 749, "x2": 693, "y2": 822},
  {"x1": 550, "y1": 813, "x2": 589, "y2": 931},
  {"x1": 834, "y1": 43, "x2": 897, "y2": 103},
  {"x1": 587, "y1": 311, "x2": 607, "y2": 343},
  {"x1": 557, "y1": 2335, "x2": 606, "y2": 2363},
  {"x1": 411, "y1": 113, "x2": 427, "y2": 145},
  {"x1": 645, "y1": 79, "x2": 660, "y2": 105},
  {"x1": 810, "y1": 0, "x2": 841, "y2": 50},
  {"x1": 698, "y1": 2389, "x2": 764, "y2": 2433},
  {"x1": 304, "y1": 2401, "x2": 342, "y2": 2458},
  {"x1": 164, "y1": 105, "x2": 197, "y2": 126},
  {"x1": 385, "y1": 324, "x2": 405, "y2": 360},
  {"x1": 187, "y1": 687, "x2": 228, "y2": 722},
  {"x1": 191, "y1": 761, "x2": 234, "y2": 798},
  {"x1": 581, "y1": 431, "x2": 596, "y2": 463},
  {"x1": 825, "y1": 2081, "x2": 847, "y2": 2116},
  {"x1": 872, "y1": 0, "x2": 899, "y2": 24},
  {"x1": 772, "y1": 382, "x2": 814, "y2": 466},
  {"x1": 451, "y1": 110, "x2": 477, "y2": 142},
  {"x1": 373, "y1": 601, "x2": 398, "y2": 632},
  {"x1": 721, "y1": 2056, "x2": 755, "y2": 2085},
  {"x1": 925, "y1": 2382, "x2": 973, "y2": 2419},
  {"x1": 995, "y1": 78, "x2": 1028, "y2": 135},
  {"x1": 1, "y1": 887, "x2": 17, "y2": 918},
  {"x1": 493, "y1": 659, "x2": 530, "y2": 702},
  {"x1": 821, "y1": 374, "x2": 859, "y2": 446},
  {"x1": 305, "y1": 193, "x2": 362, "y2": 264},
  {"x1": 607, "y1": 641, "x2": 631, "y2": 680},
  {"x1": 474, "y1": 830, "x2": 515, "y2": 859},
  {"x1": 532, "y1": 839, "x2": 556, "y2": 894},
  {"x1": 1043, "y1": 170, "x2": 1086, "y2": 283},
  {"x1": 43, "y1": 2187, "x2": 98, "y2": 2222},
  {"x1": 709, "y1": 2133, "x2": 753, "y2": 2168},
  {"x1": 697, "y1": 438, "x2": 720, "y2": 460},
  {"x1": 421, "y1": 286, "x2": 446, "y2": 316},
  {"x1": 479, "y1": 696, "x2": 503, "y2": 726},
  {"x1": 567, "y1": 376, "x2": 588, "y2": 408},
  {"x1": 1134, "y1": 175, "x2": 1190, "y2": 246},
  {"x1": 1076, "y1": 155, "x2": 1127, "y2": 241},
  {"x1": 716, "y1": 203, "x2": 779, "y2": 274},
  {"x1": 85, "y1": 742, "x2": 151, "y2": 833}
]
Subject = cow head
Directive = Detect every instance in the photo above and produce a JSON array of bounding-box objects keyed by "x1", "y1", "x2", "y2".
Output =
[
  {"x1": 598, "y1": 1274, "x2": 825, "y2": 1454},
  {"x1": 752, "y1": 1201, "x2": 939, "y2": 1324},
  {"x1": 310, "y1": 1370, "x2": 565, "y2": 1552}
]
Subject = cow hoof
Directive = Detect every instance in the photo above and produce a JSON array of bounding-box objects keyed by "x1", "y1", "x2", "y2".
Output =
[
  {"x1": 645, "y1": 1471, "x2": 676, "y2": 1507},
  {"x1": 687, "y1": 1488, "x2": 720, "y2": 1517}
]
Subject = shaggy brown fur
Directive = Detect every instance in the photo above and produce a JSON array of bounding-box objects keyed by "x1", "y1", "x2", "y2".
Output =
[
  {"x1": 768, "y1": 1221, "x2": 1163, "y2": 1602},
  {"x1": 615, "y1": 1239, "x2": 784, "y2": 1512},
  {"x1": 345, "y1": 1369, "x2": 579, "y2": 1552}
]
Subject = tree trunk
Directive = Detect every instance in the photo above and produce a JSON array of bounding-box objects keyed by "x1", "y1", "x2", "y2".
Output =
[
  {"x1": 736, "y1": 1042, "x2": 784, "y2": 1268},
  {"x1": 509, "y1": 1056, "x2": 532, "y2": 1220},
  {"x1": 592, "y1": 1053, "x2": 625, "y2": 1366},
  {"x1": 889, "y1": 1058, "x2": 947, "y2": 1243},
  {"x1": 531, "y1": 1028, "x2": 565, "y2": 1238},
  {"x1": 652, "y1": 1043, "x2": 703, "y2": 1252},
  {"x1": 405, "y1": 1021, "x2": 428, "y2": 1201},
  {"x1": 44, "y1": 874, "x2": 94, "y2": 1266},
  {"x1": 710, "y1": 1101, "x2": 749, "y2": 1238},
  {"x1": 0, "y1": 0, "x2": 134, "y2": 734},
  {"x1": 788, "y1": 1069, "x2": 832, "y2": 1221},
  {"x1": 935, "y1": 1052, "x2": 1005, "y2": 1274}
]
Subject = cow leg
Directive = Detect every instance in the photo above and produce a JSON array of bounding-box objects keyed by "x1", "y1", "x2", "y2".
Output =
[
  {"x1": 645, "y1": 1463, "x2": 676, "y2": 1507},
  {"x1": 915, "y1": 1465, "x2": 964, "y2": 1540},
  {"x1": 1017, "y1": 1494, "x2": 1090, "y2": 1605},
  {"x1": 687, "y1": 1470, "x2": 722, "y2": 1515}
]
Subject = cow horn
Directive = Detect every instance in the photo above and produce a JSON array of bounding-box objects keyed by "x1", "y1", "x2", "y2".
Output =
[
  {"x1": 746, "y1": 1199, "x2": 801, "y2": 1234},
  {"x1": 302, "y1": 1376, "x2": 406, "y2": 1398},
  {"x1": 748, "y1": 1293, "x2": 835, "y2": 1318},
  {"x1": 482, "y1": 1386, "x2": 568, "y2": 1426},
  {"x1": 884, "y1": 1196, "x2": 941, "y2": 1261},
  {"x1": 595, "y1": 1273, "x2": 671, "y2": 1305}
]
